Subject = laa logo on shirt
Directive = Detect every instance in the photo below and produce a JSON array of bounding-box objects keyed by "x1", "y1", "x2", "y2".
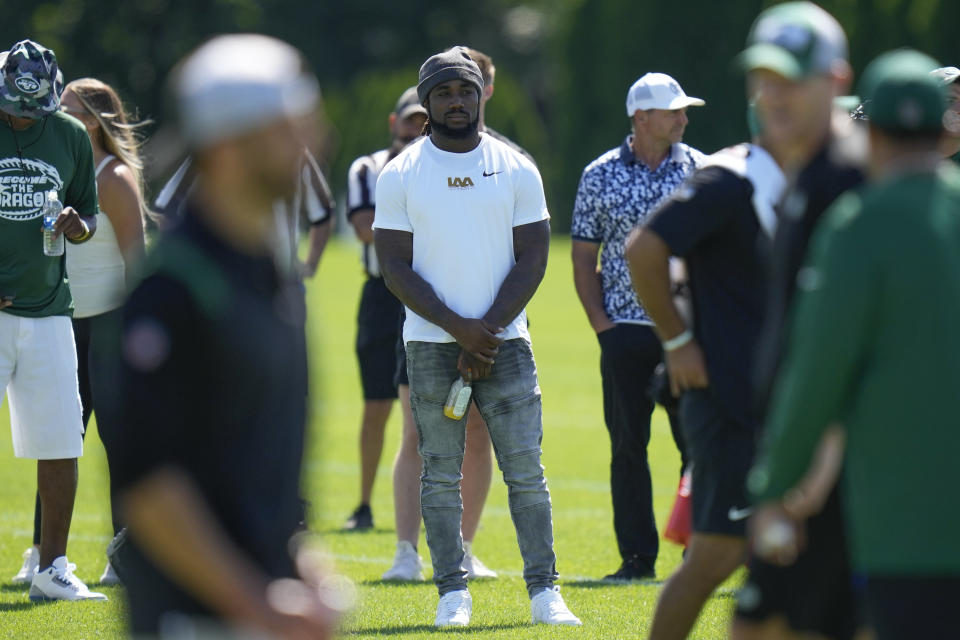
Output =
[{"x1": 447, "y1": 176, "x2": 474, "y2": 189}]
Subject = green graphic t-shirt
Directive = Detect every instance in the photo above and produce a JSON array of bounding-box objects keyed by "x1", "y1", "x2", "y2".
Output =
[{"x1": 0, "y1": 112, "x2": 98, "y2": 317}]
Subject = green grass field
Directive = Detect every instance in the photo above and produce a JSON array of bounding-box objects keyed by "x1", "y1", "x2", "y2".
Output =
[{"x1": 0, "y1": 236, "x2": 740, "y2": 638}]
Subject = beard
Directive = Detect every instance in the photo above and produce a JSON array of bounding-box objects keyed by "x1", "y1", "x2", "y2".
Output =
[{"x1": 431, "y1": 112, "x2": 479, "y2": 139}]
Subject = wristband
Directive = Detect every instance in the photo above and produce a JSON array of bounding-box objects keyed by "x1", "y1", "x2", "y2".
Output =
[
  {"x1": 66, "y1": 220, "x2": 92, "y2": 244},
  {"x1": 662, "y1": 329, "x2": 693, "y2": 352}
]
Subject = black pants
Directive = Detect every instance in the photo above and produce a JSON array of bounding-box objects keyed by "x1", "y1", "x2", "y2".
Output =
[
  {"x1": 864, "y1": 575, "x2": 960, "y2": 640},
  {"x1": 598, "y1": 323, "x2": 686, "y2": 564},
  {"x1": 33, "y1": 309, "x2": 125, "y2": 544}
]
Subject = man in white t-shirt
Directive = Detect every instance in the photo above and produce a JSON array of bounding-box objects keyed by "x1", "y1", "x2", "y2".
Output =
[{"x1": 373, "y1": 46, "x2": 580, "y2": 629}]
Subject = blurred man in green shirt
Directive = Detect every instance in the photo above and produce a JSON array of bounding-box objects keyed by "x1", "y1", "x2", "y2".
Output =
[{"x1": 750, "y1": 49, "x2": 960, "y2": 640}]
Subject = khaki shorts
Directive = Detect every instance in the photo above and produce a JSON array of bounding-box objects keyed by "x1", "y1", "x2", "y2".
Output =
[{"x1": 0, "y1": 312, "x2": 84, "y2": 459}]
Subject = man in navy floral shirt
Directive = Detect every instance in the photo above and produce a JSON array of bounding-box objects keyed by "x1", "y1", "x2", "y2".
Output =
[{"x1": 571, "y1": 72, "x2": 704, "y2": 581}]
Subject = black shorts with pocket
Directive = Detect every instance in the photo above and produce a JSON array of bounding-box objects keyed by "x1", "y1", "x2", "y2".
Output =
[{"x1": 679, "y1": 388, "x2": 756, "y2": 537}]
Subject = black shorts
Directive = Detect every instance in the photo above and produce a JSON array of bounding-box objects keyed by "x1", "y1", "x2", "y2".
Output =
[
  {"x1": 356, "y1": 277, "x2": 402, "y2": 400},
  {"x1": 863, "y1": 574, "x2": 960, "y2": 640},
  {"x1": 679, "y1": 389, "x2": 755, "y2": 537},
  {"x1": 735, "y1": 487, "x2": 859, "y2": 639}
]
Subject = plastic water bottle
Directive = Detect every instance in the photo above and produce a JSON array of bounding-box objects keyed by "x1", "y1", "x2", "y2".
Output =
[
  {"x1": 443, "y1": 375, "x2": 473, "y2": 420},
  {"x1": 42, "y1": 191, "x2": 64, "y2": 257}
]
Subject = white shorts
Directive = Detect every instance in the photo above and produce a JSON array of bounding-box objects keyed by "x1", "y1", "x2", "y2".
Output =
[{"x1": 0, "y1": 312, "x2": 84, "y2": 459}]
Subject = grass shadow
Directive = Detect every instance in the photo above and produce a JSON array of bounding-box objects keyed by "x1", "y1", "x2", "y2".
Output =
[
  {"x1": 347, "y1": 622, "x2": 528, "y2": 635},
  {"x1": 316, "y1": 527, "x2": 393, "y2": 536},
  {"x1": 563, "y1": 578, "x2": 665, "y2": 589},
  {"x1": 358, "y1": 578, "x2": 432, "y2": 587},
  {"x1": 0, "y1": 583, "x2": 29, "y2": 593},
  {"x1": 0, "y1": 600, "x2": 49, "y2": 612}
]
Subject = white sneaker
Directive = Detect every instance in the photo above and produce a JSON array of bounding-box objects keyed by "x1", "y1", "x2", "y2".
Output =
[
  {"x1": 435, "y1": 589, "x2": 471, "y2": 627},
  {"x1": 382, "y1": 541, "x2": 424, "y2": 581},
  {"x1": 12, "y1": 546, "x2": 39, "y2": 584},
  {"x1": 462, "y1": 542, "x2": 497, "y2": 579},
  {"x1": 99, "y1": 560, "x2": 120, "y2": 586},
  {"x1": 531, "y1": 586, "x2": 581, "y2": 626},
  {"x1": 29, "y1": 556, "x2": 108, "y2": 602}
]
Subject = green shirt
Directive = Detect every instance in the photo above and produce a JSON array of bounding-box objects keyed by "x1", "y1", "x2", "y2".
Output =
[
  {"x1": 750, "y1": 164, "x2": 960, "y2": 575},
  {"x1": 0, "y1": 112, "x2": 98, "y2": 317}
]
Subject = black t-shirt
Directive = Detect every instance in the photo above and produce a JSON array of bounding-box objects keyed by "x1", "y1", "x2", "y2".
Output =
[
  {"x1": 113, "y1": 206, "x2": 309, "y2": 631},
  {"x1": 752, "y1": 143, "x2": 865, "y2": 415},
  {"x1": 646, "y1": 163, "x2": 770, "y2": 430}
]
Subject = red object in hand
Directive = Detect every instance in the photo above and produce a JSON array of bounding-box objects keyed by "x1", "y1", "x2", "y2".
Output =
[{"x1": 664, "y1": 469, "x2": 692, "y2": 547}]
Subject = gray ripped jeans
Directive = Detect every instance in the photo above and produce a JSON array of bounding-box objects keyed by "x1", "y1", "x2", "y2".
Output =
[{"x1": 406, "y1": 338, "x2": 558, "y2": 597}]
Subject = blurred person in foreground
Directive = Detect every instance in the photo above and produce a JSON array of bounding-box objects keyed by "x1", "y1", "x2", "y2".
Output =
[
  {"x1": 153, "y1": 135, "x2": 333, "y2": 279},
  {"x1": 114, "y1": 34, "x2": 339, "y2": 638},
  {"x1": 374, "y1": 46, "x2": 579, "y2": 627},
  {"x1": 0, "y1": 39, "x2": 106, "y2": 602},
  {"x1": 625, "y1": 87, "x2": 787, "y2": 640},
  {"x1": 732, "y1": 4, "x2": 867, "y2": 639},
  {"x1": 571, "y1": 71, "x2": 703, "y2": 581},
  {"x1": 749, "y1": 48, "x2": 960, "y2": 640},
  {"x1": 14, "y1": 77, "x2": 149, "y2": 588}
]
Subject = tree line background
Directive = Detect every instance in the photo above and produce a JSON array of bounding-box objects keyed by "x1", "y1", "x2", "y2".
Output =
[{"x1": 2, "y1": 0, "x2": 957, "y2": 231}]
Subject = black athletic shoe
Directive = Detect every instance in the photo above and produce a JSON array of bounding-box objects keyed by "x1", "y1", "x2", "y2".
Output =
[
  {"x1": 343, "y1": 504, "x2": 373, "y2": 531},
  {"x1": 603, "y1": 556, "x2": 655, "y2": 581}
]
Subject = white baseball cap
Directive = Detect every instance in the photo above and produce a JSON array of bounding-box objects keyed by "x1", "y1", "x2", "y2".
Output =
[
  {"x1": 931, "y1": 66, "x2": 960, "y2": 86},
  {"x1": 175, "y1": 34, "x2": 319, "y2": 149},
  {"x1": 626, "y1": 73, "x2": 705, "y2": 116}
]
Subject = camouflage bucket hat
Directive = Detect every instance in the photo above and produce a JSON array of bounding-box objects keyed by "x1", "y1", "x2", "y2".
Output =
[{"x1": 0, "y1": 40, "x2": 62, "y2": 118}]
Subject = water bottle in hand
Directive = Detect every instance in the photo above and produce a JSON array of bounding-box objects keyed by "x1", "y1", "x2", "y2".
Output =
[
  {"x1": 42, "y1": 191, "x2": 64, "y2": 257},
  {"x1": 443, "y1": 375, "x2": 473, "y2": 420}
]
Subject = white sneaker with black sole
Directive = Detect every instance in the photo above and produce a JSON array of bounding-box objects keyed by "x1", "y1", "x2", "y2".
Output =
[
  {"x1": 29, "y1": 556, "x2": 108, "y2": 602},
  {"x1": 462, "y1": 541, "x2": 497, "y2": 579},
  {"x1": 435, "y1": 589, "x2": 471, "y2": 627},
  {"x1": 382, "y1": 541, "x2": 424, "y2": 581},
  {"x1": 12, "y1": 546, "x2": 39, "y2": 584},
  {"x1": 531, "y1": 586, "x2": 581, "y2": 626}
]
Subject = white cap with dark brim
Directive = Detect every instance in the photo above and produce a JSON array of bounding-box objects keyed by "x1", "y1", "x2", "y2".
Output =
[
  {"x1": 626, "y1": 72, "x2": 705, "y2": 116},
  {"x1": 176, "y1": 34, "x2": 319, "y2": 150}
]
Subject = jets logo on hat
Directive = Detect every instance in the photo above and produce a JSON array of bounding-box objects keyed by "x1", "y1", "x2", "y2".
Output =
[{"x1": 14, "y1": 76, "x2": 40, "y2": 93}]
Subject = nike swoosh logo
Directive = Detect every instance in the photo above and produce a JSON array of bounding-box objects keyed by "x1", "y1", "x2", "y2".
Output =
[
  {"x1": 482, "y1": 171, "x2": 502, "y2": 177},
  {"x1": 727, "y1": 506, "x2": 754, "y2": 521}
]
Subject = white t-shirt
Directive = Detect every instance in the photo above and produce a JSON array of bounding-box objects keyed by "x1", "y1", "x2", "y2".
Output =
[{"x1": 373, "y1": 133, "x2": 549, "y2": 345}]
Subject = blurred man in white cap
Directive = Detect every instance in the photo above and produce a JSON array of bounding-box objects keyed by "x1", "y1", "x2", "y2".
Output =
[
  {"x1": 113, "y1": 34, "x2": 339, "y2": 638},
  {"x1": 570, "y1": 71, "x2": 703, "y2": 581}
]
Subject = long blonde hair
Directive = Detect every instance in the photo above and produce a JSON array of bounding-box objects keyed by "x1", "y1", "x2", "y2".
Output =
[{"x1": 65, "y1": 78, "x2": 152, "y2": 221}]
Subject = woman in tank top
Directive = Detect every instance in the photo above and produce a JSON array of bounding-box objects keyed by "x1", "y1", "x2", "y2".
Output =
[{"x1": 13, "y1": 78, "x2": 149, "y2": 588}]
